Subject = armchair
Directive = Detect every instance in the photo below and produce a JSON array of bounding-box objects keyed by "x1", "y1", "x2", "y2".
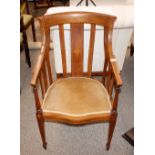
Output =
[{"x1": 31, "y1": 12, "x2": 123, "y2": 151}]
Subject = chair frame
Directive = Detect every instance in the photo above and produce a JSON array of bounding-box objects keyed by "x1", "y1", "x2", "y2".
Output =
[{"x1": 31, "y1": 12, "x2": 123, "y2": 150}]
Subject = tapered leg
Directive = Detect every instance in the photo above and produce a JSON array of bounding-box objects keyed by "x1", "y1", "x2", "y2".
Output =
[
  {"x1": 106, "y1": 113, "x2": 117, "y2": 150},
  {"x1": 36, "y1": 112, "x2": 47, "y2": 149},
  {"x1": 31, "y1": 20, "x2": 36, "y2": 42}
]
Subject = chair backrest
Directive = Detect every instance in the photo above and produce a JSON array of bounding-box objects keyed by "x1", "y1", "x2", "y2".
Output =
[{"x1": 38, "y1": 12, "x2": 116, "y2": 78}]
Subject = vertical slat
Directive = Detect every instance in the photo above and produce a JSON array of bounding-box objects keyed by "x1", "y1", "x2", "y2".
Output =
[
  {"x1": 112, "y1": 87, "x2": 120, "y2": 111},
  {"x1": 59, "y1": 24, "x2": 67, "y2": 77},
  {"x1": 44, "y1": 61, "x2": 50, "y2": 88},
  {"x1": 108, "y1": 76, "x2": 115, "y2": 97},
  {"x1": 71, "y1": 23, "x2": 84, "y2": 76},
  {"x1": 39, "y1": 72, "x2": 45, "y2": 98},
  {"x1": 87, "y1": 24, "x2": 96, "y2": 77},
  {"x1": 42, "y1": 62, "x2": 48, "y2": 92},
  {"x1": 105, "y1": 68, "x2": 112, "y2": 90},
  {"x1": 46, "y1": 56, "x2": 53, "y2": 84},
  {"x1": 102, "y1": 60, "x2": 108, "y2": 85},
  {"x1": 104, "y1": 27, "x2": 113, "y2": 59},
  {"x1": 103, "y1": 27, "x2": 108, "y2": 84},
  {"x1": 33, "y1": 87, "x2": 42, "y2": 110}
]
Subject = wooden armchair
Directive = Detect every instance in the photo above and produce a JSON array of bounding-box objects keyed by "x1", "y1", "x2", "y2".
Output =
[{"x1": 31, "y1": 12, "x2": 123, "y2": 151}]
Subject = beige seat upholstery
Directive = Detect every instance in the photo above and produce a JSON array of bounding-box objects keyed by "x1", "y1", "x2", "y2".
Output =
[
  {"x1": 42, "y1": 77, "x2": 112, "y2": 117},
  {"x1": 23, "y1": 14, "x2": 33, "y2": 27}
]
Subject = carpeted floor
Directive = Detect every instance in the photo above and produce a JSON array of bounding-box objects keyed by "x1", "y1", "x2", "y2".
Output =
[{"x1": 20, "y1": 3, "x2": 134, "y2": 154}]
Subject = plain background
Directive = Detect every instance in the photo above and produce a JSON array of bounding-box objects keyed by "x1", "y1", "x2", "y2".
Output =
[{"x1": 0, "y1": 0, "x2": 155, "y2": 154}]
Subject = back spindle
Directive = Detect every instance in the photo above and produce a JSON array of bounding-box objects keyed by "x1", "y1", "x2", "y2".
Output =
[
  {"x1": 87, "y1": 24, "x2": 96, "y2": 77},
  {"x1": 59, "y1": 24, "x2": 67, "y2": 78}
]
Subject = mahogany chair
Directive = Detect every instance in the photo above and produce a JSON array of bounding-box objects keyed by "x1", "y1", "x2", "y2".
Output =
[{"x1": 31, "y1": 12, "x2": 123, "y2": 151}]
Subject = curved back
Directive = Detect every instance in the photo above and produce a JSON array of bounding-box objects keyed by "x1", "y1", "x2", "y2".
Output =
[{"x1": 38, "y1": 12, "x2": 116, "y2": 77}]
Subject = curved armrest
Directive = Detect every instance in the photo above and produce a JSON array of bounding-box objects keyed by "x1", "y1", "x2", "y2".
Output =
[
  {"x1": 31, "y1": 45, "x2": 45, "y2": 87},
  {"x1": 110, "y1": 57, "x2": 123, "y2": 87}
]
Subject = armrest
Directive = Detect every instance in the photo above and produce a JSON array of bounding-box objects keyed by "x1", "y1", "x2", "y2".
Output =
[
  {"x1": 110, "y1": 57, "x2": 123, "y2": 87},
  {"x1": 31, "y1": 45, "x2": 45, "y2": 87}
]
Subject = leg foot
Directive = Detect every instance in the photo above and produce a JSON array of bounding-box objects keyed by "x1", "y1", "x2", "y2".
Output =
[
  {"x1": 106, "y1": 143, "x2": 110, "y2": 150},
  {"x1": 36, "y1": 112, "x2": 47, "y2": 149},
  {"x1": 106, "y1": 113, "x2": 117, "y2": 150},
  {"x1": 43, "y1": 142, "x2": 47, "y2": 149}
]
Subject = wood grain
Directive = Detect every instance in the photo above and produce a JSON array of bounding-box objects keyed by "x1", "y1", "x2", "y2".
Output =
[
  {"x1": 71, "y1": 23, "x2": 84, "y2": 76},
  {"x1": 87, "y1": 24, "x2": 96, "y2": 77}
]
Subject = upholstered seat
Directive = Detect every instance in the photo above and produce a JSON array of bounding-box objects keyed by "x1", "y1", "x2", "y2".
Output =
[
  {"x1": 23, "y1": 14, "x2": 33, "y2": 27},
  {"x1": 42, "y1": 77, "x2": 112, "y2": 118}
]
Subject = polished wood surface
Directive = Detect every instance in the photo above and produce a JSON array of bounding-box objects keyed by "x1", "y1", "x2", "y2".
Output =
[
  {"x1": 71, "y1": 23, "x2": 84, "y2": 76},
  {"x1": 31, "y1": 12, "x2": 123, "y2": 150},
  {"x1": 59, "y1": 24, "x2": 67, "y2": 77}
]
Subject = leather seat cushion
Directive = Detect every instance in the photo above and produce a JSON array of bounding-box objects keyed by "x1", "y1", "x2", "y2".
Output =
[{"x1": 42, "y1": 77, "x2": 112, "y2": 116}]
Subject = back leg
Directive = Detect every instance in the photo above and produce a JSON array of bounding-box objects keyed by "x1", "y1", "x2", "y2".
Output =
[
  {"x1": 31, "y1": 19, "x2": 36, "y2": 42},
  {"x1": 36, "y1": 112, "x2": 47, "y2": 149}
]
